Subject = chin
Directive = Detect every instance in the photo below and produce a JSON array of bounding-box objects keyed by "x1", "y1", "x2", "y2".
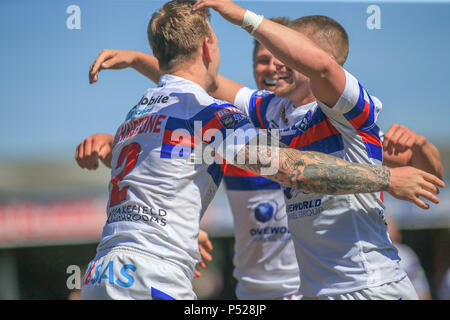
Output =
[
  {"x1": 273, "y1": 87, "x2": 288, "y2": 99},
  {"x1": 263, "y1": 85, "x2": 276, "y2": 91}
]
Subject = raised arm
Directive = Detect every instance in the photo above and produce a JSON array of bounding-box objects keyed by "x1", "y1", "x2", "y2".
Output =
[
  {"x1": 232, "y1": 135, "x2": 444, "y2": 210},
  {"x1": 88, "y1": 49, "x2": 244, "y2": 105},
  {"x1": 89, "y1": 50, "x2": 161, "y2": 84},
  {"x1": 192, "y1": 0, "x2": 345, "y2": 107},
  {"x1": 382, "y1": 124, "x2": 444, "y2": 179}
]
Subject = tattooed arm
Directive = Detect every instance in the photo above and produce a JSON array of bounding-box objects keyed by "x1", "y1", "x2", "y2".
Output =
[{"x1": 233, "y1": 135, "x2": 444, "y2": 209}]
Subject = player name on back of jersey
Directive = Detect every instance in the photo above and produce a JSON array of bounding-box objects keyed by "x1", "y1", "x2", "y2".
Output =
[
  {"x1": 117, "y1": 113, "x2": 168, "y2": 143},
  {"x1": 116, "y1": 94, "x2": 172, "y2": 143}
]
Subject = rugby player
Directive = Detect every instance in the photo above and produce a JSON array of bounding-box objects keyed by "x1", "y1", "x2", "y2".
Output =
[
  {"x1": 191, "y1": 0, "x2": 443, "y2": 299},
  {"x1": 77, "y1": 0, "x2": 443, "y2": 300}
]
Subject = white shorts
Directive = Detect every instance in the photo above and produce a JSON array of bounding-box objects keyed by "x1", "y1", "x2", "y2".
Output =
[
  {"x1": 81, "y1": 246, "x2": 196, "y2": 300},
  {"x1": 301, "y1": 276, "x2": 419, "y2": 300}
]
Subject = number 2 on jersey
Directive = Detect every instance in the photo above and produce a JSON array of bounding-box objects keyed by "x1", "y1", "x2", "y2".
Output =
[{"x1": 109, "y1": 142, "x2": 141, "y2": 207}]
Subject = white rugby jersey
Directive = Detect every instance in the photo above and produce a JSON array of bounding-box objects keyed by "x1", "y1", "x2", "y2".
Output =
[
  {"x1": 96, "y1": 74, "x2": 258, "y2": 281},
  {"x1": 234, "y1": 69, "x2": 406, "y2": 296},
  {"x1": 223, "y1": 163, "x2": 300, "y2": 299}
]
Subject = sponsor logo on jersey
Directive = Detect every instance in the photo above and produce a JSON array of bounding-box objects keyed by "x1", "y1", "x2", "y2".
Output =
[
  {"x1": 83, "y1": 261, "x2": 136, "y2": 288},
  {"x1": 107, "y1": 204, "x2": 167, "y2": 227},
  {"x1": 139, "y1": 95, "x2": 169, "y2": 106},
  {"x1": 215, "y1": 107, "x2": 247, "y2": 129},
  {"x1": 254, "y1": 202, "x2": 274, "y2": 223},
  {"x1": 286, "y1": 198, "x2": 323, "y2": 219},
  {"x1": 125, "y1": 95, "x2": 170, "y2": 120},
  {"x1": 249, "y1": 201, "x2": 291, "y2": 242}
]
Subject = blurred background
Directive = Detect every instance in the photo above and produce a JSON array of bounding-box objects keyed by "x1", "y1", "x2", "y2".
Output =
[{"x1": 0, "y1": 0, "x2": 449, "y2": 300}]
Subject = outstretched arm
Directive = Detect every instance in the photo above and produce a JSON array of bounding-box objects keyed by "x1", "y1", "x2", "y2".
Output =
[
  {"x1": 88, "y1": 49, "x2": 244, "y2": 105},
  {"x1": 382, "y1": 124, "x2": 444, "y2": 179},
  {"x1": 89, "y1": 50, "x2": 161, "y2": 84},
  {"x1": 192, "y1": 0, "x2": 345, "y2": 107},
  {"x1": 232, "y1": 135, "x2": 444, "y2": 210}
]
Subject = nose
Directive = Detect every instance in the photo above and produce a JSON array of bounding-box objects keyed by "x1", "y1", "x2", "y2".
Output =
[
  {"x1": 267, "y1": 57, "x2": 277, "y2": 73},
  {"x1": 273, "y1": 57, "x2": 285, "y2": 71}
]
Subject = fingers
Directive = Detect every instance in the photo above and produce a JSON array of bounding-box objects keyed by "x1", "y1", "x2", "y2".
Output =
[
  {"x1": 420, "y1": 179, "x2": 440, "y2": 196},
  {"x1": 384, "y1": 124, "x2": 426, "y2": 155},
  {"x1": 422, "y1": 171, "x2": 445, "y2": 189},
  {"x1": 410, "y1": 189, "x2": 440, "y2": 210},
  {"x1": 417, "y1": 189, "x2": 440, "y2": 205},
  {"x1": 389, "y1": 166, "x2": 444, "y2": 210},
  {"x1": 412, "y1": 197, "x2": 430, "y2": 210},
  {"x1": 75, "y1": 142, "x2": 84, "y2": 168},
  {"x1": 101, "y1": 56, "x2": 120, "y2": 70},
  {"x1": 89, "y1": 50, "x2": 115, "y2": 84},
  {"x1": 199, "y1": 245, "x2": 213, "y2": 262},
  {"x1": 384, "y1": 124, "x2": 406, "y2": 154},
  {"x1": 409, "y1": 171, "x2": 444, "y2": 209},
  {"x1": 196, "y1": 229, "x2": 213, "y2": 278},
  {"x1": 98, "y1": 143, "x2": 112, "y2": 161},
  {"x1": 75, "y1": 136, "x2": 104, "y2": 170},
  {"x1": 192, "y1": 0, "x2": 208, "y2": 11}
]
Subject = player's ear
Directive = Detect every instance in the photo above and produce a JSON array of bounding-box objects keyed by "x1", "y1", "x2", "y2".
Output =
[{"x1": 202, "y1": 36, "x2": 213, "y2": 64}]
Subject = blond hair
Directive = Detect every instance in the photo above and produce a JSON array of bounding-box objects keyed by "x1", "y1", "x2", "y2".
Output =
[
  {"x1": 289, "y1": 15, "x2": 349, "y2": 66},
  {"x1": 147, "y1": 0, "x2": 211, "y2": 71}
]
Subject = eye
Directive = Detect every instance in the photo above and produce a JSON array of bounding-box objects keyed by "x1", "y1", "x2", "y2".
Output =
[{"x1": 255, "y1": 58, "x2": 270, "y2": 66}]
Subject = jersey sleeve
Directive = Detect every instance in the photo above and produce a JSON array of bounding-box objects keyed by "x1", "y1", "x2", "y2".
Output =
[
  {"x1": 234, "y1": 87, "x2": 276, "y2": 129},
  {"x1": 317, "y1": 69, "x2": 382, "y2": 130},
  {"x1": 316, "y1": 69, "x2": 384, "y2": 163}
]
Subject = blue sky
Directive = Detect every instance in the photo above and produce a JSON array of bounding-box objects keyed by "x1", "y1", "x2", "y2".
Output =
[{"x1": 1, "y1": 0, "x2": 449, "y2": 162}]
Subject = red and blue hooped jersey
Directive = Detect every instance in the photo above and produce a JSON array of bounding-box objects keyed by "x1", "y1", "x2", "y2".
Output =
[{"x1": 233, "y1": 69, "x2": 405, "y2": 296}]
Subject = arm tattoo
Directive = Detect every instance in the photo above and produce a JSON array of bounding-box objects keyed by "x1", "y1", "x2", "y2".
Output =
[{"x1": 234, "y1": 134, "x2": 391, "y2": 195}]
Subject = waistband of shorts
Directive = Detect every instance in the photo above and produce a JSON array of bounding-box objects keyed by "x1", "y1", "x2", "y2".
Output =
[{"x1": 94, "y1": 245, "x2": 186, "y2": 274}]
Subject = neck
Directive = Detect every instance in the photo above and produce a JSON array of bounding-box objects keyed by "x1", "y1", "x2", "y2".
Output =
[
  {"x1": 167, "y1": 59, "x2": 209, "y2": 92},
  {"x1": 291, "y1": 87, "x2": 316, "y2": 108},
  {"x1": 293, "y1": 95, "x2": 316, "y2": 108}
]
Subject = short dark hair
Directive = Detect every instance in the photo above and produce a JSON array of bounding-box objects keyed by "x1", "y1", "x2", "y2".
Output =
[{"x1": 289, "y1": 15, "x2": 349, "y2": 66}]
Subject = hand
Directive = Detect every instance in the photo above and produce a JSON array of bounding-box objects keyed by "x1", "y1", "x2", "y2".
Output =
[
  {"x1": 383, "y1": 124, "x2": 427, "y2": 155},
  {"x1": 89, "y1": 50, "x2": 137, "y2": 84},
  {"x1": 387, "y1": 166, "x2": 445, "y2": 209},
  {"x1": 75, "y1": 133, "x2": 114, "y2": 170},
  {"x1": 192, "y1": 0, "x2": 246, "y2": 26},
  {"x1": 194, "y1": 229, "x2": 213, "y2": 278}
]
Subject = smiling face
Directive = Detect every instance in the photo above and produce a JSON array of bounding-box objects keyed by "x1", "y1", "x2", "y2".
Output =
[
  {"x1": 272, "y1": 15, "x2": 350, "y2": 106},
  {"x1": 253, "y1": 45, "x2": 279, "y2": 91},
  {"x1": 252, "y1": 17, "x2": 291, "y2": 91},
  {"x1": 273, "y1": 57, "x2": 312, "y2": 104}
]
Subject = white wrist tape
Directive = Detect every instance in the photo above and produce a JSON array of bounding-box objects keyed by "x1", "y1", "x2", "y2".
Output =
[{"x1": 241, "y1": 10, "x2": 264, "y2": 35}]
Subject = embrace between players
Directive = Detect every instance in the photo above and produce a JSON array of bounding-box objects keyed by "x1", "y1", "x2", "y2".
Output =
[{"x1": 76, "y1": 0, "x2": 444, "y2": 300}]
